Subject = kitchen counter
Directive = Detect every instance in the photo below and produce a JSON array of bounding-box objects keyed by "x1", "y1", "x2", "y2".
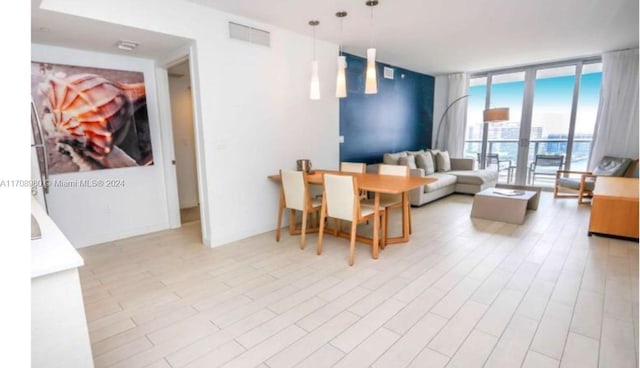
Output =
[
  {"x1": 30, "y1": 197, "x2": 94, "y2": 368},
  {"x1": 31, "y1": 197, "x2": 84, "y2": 278}
]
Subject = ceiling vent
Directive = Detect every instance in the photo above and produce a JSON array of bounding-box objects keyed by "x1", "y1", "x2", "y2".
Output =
[{"x1": 229, "y1": 22, "x2": 270, "y2": 47}]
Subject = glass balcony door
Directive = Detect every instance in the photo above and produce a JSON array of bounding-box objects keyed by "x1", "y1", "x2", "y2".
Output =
[{"x1": 463, "y1": 59, "x2": 602, "y2": 188}]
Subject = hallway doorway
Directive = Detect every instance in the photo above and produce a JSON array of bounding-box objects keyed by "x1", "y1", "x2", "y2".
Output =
[{"x1": 168, "y1": 60, "x2": 200, "y2": 224}]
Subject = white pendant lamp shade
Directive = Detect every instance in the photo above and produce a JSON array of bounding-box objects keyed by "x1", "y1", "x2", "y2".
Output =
[
  {"x1": 308, "y1": 20, "x2": 320, "y2": 100},
  {"x1": 365, "y1": 48, "x2": 378, "y2": 94},
  {"x1": 336, "y1": 56, "x2": 347, "y2": 98},
  {"x1": 310, "y1": 60, "x2": 320, "y2": 100}
]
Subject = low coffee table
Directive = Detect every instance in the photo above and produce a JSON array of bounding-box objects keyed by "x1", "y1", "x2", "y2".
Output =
[{"x1": 470, "y1": 188, "x2": 539, "y2": 224}]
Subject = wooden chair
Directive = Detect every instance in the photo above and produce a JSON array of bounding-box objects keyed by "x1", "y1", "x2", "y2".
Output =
[
  {"x1": 554, "y1": 157, "x2": 638, "y2": 204},
  {"x1": 528, "y1": 154, "x2": 564, "y2": 185},
  {"x1": 317, "y1": 173, "x2": 385, "y2": 266},
  {"x1": 276, "y1": 170, "x2": 322, "y2": 249},
  {"x1": 362, "y1": 164, "x2": 411, "y2": 242},
  {"x1": 340, "y1": 161, "x2": 367, "y2": 197}
]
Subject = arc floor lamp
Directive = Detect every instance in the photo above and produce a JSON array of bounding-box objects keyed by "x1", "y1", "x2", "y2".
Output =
[{"x1": 434, "y1": 94, "x2": 469, "y2": 150}]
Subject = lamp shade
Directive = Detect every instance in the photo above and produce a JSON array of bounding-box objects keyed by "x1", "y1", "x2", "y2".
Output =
[
  {"x1": 365, "y1": 48, "x2": 378, "y2": 94},
  {"x1": 310, "y1": 60, "x2": 320, "y2": 100},
  {"x1": 483, "y1": 107, "x2": 509, "y2": 122},
  {"x1": 336, "y1": 56, "x2": 347, "y2": 98}
]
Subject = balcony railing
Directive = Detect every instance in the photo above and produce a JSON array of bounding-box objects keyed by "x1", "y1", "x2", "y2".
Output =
[{"x1": 463, "y1": 138, "x2": 593, "y2": 185}]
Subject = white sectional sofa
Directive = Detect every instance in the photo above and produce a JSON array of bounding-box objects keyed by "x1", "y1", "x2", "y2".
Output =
[{"x1": 368, "y1": 150, "x2": 498, "y2": 206}]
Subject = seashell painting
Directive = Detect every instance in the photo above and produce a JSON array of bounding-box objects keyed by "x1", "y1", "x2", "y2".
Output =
[{"x1": 31, "y1": 62, "x2": 153, "y2": 174}]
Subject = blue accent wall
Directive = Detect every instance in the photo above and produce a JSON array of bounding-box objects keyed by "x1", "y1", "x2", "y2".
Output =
[{"x1": 339, "y1": 53, "x2": 434, "y2": 164}]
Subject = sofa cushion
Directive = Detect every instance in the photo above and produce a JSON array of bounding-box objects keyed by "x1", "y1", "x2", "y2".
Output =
[
  {"x1": 415, "y1": 152, "x2": 435, "y2": 174},
  {"x1": 428, "y1": 149, "x2": 441, "y2": 171},
  {"x1": 592, "y1": 156, "x2": 632, "y2": 177},
  {"x1": 383, "y1": 151, "x2": 407, "y2": 165},
  {"x1": 398, "y1": 155, "x2": 417, "y2": 169},
  {"x1": 436, "y1": 151, "x2": 451, "y2": 172},
  {"x1": 556, "y1": 177, "x2": 596, "y2": 191},
  {"x1": 424, "y1": 173, "x2": 457, "y2": 192},
  {"x1": 448, "y1": 170, "x2": 498, "y2": 185}
]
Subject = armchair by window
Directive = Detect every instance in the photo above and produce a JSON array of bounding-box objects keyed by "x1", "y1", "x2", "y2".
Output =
[
  {"x1": 528, "y1": 154, "x2": 564, "y2": 185},
  {"x1": 554, "y1": 156, "x2": 638, "y2": 204}
]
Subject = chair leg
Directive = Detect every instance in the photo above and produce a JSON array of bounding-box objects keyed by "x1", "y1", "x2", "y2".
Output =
[
  {"x1": 317, "y1": 206, "x2": 326, "y2": 255},
  {"x1": 348, "y1": 220, "x2": 357, "y2": 266},
  {"x1": 300, "y1": 210, "x2": 308, "y2": 249},
  {"x1": 276, "y1": 199, "x2": 284, "y2": 242},
  {"x1": 380, "y1": 212, "x2": 386, "y2": 249}
]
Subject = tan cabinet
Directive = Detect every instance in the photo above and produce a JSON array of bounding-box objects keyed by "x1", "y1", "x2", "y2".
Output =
[{"x1": 588, "y1": 177, "x2": 639, "y2": 240}]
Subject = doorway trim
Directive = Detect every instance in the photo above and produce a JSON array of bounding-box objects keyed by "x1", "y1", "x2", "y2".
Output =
[{"x1": 157, "y1": 43, "x2": 211, "y2": 246}]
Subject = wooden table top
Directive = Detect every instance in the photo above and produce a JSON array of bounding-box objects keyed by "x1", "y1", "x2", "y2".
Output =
[
  {"x1": 593, "y1": 177, "x2": 639, "y2": 200},
  {"x1": 268, "y1": 170, "x2": 436, "y2": 194}
]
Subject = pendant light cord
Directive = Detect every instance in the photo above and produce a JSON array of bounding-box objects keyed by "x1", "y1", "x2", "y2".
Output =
[
  {"x1": 312, "y1": 26, "x2": 316, "y2": 60},
  {"x1": 369, "y1": 4, "x2": 374, "y2": 48}
]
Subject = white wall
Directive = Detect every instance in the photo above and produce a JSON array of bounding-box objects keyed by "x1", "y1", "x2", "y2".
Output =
[
  {"x1": 168, "y1": 62, "x2": 199, "y2": 209},
  {"x1": 40, "y1": 0, "x2": 340, "y2": 247},
  {"x1": 432, "y1": 75, "x2": 449, "y2": 149},
  {"x1": 32, "y1": 44, "x2": 170, "y2": 248}
]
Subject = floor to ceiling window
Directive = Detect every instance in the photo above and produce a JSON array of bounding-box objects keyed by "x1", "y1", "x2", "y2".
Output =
[{"x1": 463, "y1": 59, "x2": 603, "y2": 187}]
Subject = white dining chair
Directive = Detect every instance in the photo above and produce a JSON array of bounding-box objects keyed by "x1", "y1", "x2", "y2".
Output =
[
  {"x1": 364, "y1": 164, "x2": 412, "y2": 241},
  {"x1": 276, "y1": 169, "x2": 321, "y2": 249},
  {"x1": 340, "y1": 162, "x2": 366, "y2": 174},
  {"x1": 318, "y1": 173, "x2": 385, "y2": 266}
]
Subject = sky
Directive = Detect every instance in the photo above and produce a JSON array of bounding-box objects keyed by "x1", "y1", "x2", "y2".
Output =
[{"x1": 466, "y1": 69, "x2": 602, "y2": 137}]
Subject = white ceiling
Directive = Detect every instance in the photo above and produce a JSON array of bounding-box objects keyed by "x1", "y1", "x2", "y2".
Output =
[
  {"x1": 190, "y1": 0, "x2": 638, "y2": 75},
  {"x1": 31, "y1": 0, "x2": 638, "y2": 74},
  {"x1": 31, "y1": 0, "x2": 192, "y2": 61}
]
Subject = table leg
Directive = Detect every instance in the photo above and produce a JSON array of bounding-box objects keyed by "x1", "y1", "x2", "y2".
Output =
[
  {"x1": 372, "y1": 192, "x2": 380, "y2": 259},
  {"x1": 402, "y1": 192, "x2": 410, "y2": 242}
]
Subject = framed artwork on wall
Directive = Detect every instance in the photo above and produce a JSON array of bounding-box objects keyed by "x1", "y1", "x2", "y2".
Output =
[{"x1": 31, "y1": 61, "x2": 154, "y2": 174}]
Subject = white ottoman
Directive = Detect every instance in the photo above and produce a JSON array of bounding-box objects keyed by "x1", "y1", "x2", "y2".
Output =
[{"x1": 470, "y1": 188, "x2": 539, "y2": 224}]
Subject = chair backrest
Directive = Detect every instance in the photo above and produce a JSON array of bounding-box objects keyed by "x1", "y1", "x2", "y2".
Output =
[
  {"x1": 340, "y1": 162, "x2": 366, "y2": 174},
  {"x1": 281, "y1": 170, "x2": 308, "y2": 211},
  {"x1": 378, "y1": 164, "x2": 409, "y2": 177},
  {"x1": 535, "y1": 154, "x2": 564, "y2": 168},
  {"x1": 477, "y1": 153, "x2": 499, "y2": 166},
  {"x1": 486, "y1": 153, "x2": 499, "y2": 165},
  {"x1": 323, "y1": 174, "x2": 358, "y2": 221}
]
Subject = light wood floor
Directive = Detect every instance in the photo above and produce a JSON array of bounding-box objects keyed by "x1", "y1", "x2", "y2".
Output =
[{"x1": 78, "y1": 193, "x2": 639, "y2": 368}]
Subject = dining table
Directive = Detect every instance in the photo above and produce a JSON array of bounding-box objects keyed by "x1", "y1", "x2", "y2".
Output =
[{"x1": 268, "y1": 169, "x2": 436, "y2": 260}]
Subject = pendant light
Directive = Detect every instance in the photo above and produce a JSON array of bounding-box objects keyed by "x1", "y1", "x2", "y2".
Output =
[
  {"x1": 365, "y1": 0, "x2": 379, "y2": 94},
  {"x1": 309, "y1": 20, "x2": 321, "y2": 100},
  {"x1": 335, "y1": 11, "x2": 348, "y2": 98}
]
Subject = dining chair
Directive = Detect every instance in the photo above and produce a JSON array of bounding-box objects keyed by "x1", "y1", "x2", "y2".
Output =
[
  {"x1": 363, "y1": 164, "x2": 411, "y2": 241},
  {"x1": 276, "y1": 169, "x2": 322, "y2": 249},
  {"x1": 340, "y1": 162, "x2": 366, "y2": 174},
  {"x1": 317, "y1": 173, "x2": 385, "y2": 266}
]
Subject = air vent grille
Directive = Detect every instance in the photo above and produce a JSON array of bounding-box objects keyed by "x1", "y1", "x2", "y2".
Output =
[
  {"x1": 383, "y1": 67, "x2": 394, "y2": 79},
  {"x1": 229, "y1": 22, "x2": 270, "y2": 47}
]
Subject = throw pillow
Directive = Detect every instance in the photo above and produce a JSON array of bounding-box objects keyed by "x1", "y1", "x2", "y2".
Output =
[
  {"x1": 407, "y1": 149, "x2": 425, "y2": 156},
  {"x1": 593, "y1": 156, "x2": 632, "y2": 177},
  {"x1": 428, "y1": 149, "x2": 441, "y2": 171},
  {"x1": 415, "y1": 152, "x2": 435, "y2": 174},
  {"x1": 398, "y1": 155, "x2": 417, "y2": 169},
  {"x1": 383, "y1": 151, "x2": 407, "y2": 165},
  {"x1": 436, "y1": 151, "x2": 451, "y2": 172}
]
